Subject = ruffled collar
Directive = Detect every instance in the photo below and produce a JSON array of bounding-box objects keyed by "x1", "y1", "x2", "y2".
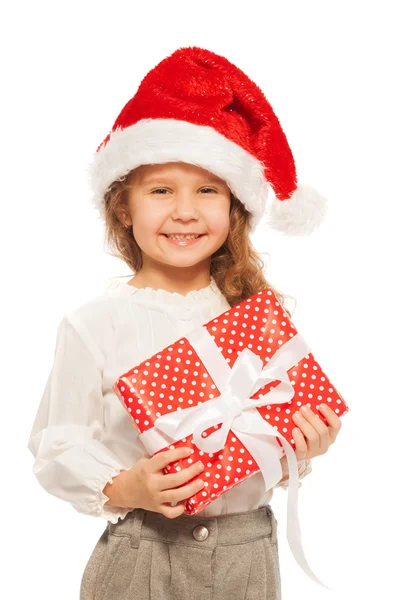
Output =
[{"x1": 103, "y1": 275, "x2": 226, "y2": 307}]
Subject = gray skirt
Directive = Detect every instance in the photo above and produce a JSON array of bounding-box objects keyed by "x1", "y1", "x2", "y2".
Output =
[{"x1": 80, "y1": 504, "x2": 282, "y2": 600}]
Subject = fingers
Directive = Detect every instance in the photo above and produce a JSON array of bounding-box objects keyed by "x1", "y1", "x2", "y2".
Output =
[
  {"x1": 159, "y1": 502, "x2": 187, "y2": 519},
  {"x1": 293, "y1": 406, "x2": 325, "y2": 453},
  {"x1": 292, "y1": 428, "x2": 308, "y2": 460},
  {"x1": 293, "y1": 403, "x2": 341, "y2": 456},
  {"x1": 150, "y1": 446, "x2": 194, "y2": 471},
  {"x1": 159, "y1": 476, "x2": 206, "y2": 506},
  {"x1": 144, "y1": 447, "x2": 208, "y2": 514},
  {"x1": 160, "y1": 459, "x2": 205, "y2": 491},
  {"x1": 319, "y1": 404, "x2": 342, "y2": 439}
]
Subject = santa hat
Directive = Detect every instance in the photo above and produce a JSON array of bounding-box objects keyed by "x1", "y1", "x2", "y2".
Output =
[{"x1": 87, "y1": 46, "x2": 327, "y2": 236}]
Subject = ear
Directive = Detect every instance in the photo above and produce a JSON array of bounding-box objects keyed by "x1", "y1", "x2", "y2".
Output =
[{"x1": 115, "y1": 206, "x2": 132, "y2": 228}]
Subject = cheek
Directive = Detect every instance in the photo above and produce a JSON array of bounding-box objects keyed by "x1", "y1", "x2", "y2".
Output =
[
  {"x1": 132, "y1": 207, "x2": 165, "y2": 234},
  {"x1": 207, "y1": 207, "x2": 230, "y2": 234}
]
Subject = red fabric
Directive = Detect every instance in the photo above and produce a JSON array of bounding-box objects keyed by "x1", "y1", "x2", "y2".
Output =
[
  {"x1": 97, "y1": 46, "x2": 297, "y2": 201},
  {"x1": 113, "y1": 287, "x2": 349, "y2": 515}
]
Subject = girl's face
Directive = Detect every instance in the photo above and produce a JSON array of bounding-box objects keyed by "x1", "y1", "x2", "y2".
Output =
[{"x1": 124, "y1": 162, "x2": 232, "y2": 277}]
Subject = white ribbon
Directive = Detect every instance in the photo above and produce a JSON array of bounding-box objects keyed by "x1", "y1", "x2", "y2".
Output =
[{"x1": 138, "y1": 327, "x2": 333, "y2": 590}]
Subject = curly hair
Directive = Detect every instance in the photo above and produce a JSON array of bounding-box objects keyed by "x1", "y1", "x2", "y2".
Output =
[{"x1": 101, "y1": 168, "x2": 293, "y2": 317}]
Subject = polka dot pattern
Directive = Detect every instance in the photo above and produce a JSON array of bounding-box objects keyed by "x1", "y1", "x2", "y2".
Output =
[{"x1": 113, "y1": 288, "x2": 349, "y2": 515}]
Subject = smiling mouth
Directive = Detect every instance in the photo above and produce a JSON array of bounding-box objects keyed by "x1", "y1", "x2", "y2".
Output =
[
  {"x1": 160, "y1": 234, "x2": 206, "y2": 239},
  {"x1": 160, "y1": 233, "x2": 207, "y2": 246}
]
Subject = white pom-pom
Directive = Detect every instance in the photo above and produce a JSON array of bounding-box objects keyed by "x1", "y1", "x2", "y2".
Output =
[{"x1": 266, "y1": 184, "x2": 328, "y2": 236}]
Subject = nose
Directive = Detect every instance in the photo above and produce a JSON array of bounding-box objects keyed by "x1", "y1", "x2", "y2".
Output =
[{"x1": 170, "y1": 192, "x2": 200, "y2": 221}]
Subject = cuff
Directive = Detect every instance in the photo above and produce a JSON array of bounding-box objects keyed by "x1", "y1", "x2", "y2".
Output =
[
  {"x1": 94, "y1": 466, "x2": 134, "y2": 524},
  {"x1": 275, "y1": 459, "x2": 312, "y2": 490}
]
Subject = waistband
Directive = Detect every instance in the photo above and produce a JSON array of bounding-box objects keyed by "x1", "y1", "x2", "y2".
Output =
[{"x1": 107, "y1": 505, "x2": 277, "y2": 550}]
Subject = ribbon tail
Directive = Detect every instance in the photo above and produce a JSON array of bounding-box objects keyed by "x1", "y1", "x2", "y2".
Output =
[
  {"x1": 232, "y1": 412, "x2": 334, "y2": 590},
  {"x1": 279, "y1": 435, "x2": 334, "y2": 591}
]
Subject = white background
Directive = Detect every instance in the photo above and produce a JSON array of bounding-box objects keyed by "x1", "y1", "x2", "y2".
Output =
[{"x1": 3, "y1": 0, "x2": 399, "y2": 598}]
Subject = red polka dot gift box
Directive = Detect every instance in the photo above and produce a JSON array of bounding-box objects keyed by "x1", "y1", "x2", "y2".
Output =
[
  {"x1": 113, "y1": 285, "x2": 349, "y2": 507},
  {"x1": 113, "y1": 287, "x2": 349, "y2": 587}
]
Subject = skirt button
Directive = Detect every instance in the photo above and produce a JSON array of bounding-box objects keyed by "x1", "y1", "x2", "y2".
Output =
[{"x1": 192, "y1": 525, "x2": 209, "y2": 541}]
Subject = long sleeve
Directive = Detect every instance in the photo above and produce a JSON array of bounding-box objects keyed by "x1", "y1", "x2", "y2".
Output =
[
  {"x1": 275, "y1": 458, "x2": 312, "y2": 490},
  {"x1": 26, "y1": 314, "x2": 133, "y2": 523}
]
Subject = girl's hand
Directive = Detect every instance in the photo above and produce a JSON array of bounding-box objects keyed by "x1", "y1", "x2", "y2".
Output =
[
  {"x1": 280, "y1": 403, "x2": 342, "y2": 479},
  {"x1": 122, "y1": 446, "x2": 206, "y2": 519}
]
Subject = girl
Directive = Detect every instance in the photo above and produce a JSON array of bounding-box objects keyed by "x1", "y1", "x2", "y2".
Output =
[{"x1": 27, "y1": 47, "x2": 342, "y2": 600}]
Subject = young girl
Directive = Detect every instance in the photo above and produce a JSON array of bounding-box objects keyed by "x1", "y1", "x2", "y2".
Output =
[{"x1": 27, "y1": 46, "x2": 342, "y2": 600}]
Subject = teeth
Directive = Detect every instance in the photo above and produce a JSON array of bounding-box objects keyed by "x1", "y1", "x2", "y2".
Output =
[{"x1": 166, "y1": 234, "x2": 201, "y2": 240}]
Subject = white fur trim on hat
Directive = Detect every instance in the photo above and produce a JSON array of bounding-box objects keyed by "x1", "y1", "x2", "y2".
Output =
[{"x1": 87, "y1": 118, "x2": 269, "y2": 231}]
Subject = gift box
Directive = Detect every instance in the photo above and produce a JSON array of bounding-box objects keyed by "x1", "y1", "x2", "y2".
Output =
[{"x1": 113, "y1": 287, "x2": 349, "y2": 517}]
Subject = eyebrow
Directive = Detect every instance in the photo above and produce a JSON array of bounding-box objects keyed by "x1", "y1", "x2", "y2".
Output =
[{"x1": 141, "y1": 174, "x2": 224, "y2": 186}]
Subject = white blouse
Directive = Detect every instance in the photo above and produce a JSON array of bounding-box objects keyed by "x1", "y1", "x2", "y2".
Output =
[{"x1": 27, "y1": 276, "x2": 312, "y2": 524}]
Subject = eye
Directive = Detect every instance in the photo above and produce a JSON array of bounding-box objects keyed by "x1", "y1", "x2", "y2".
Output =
[
  {"x1": 151, "y1": 187, "x2": 217, "y2": 194},
  {"x1": 151, "y1": 188, "x2": 169, "y2": 194}
]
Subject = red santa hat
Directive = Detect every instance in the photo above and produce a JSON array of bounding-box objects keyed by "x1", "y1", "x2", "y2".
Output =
[{"x1": 87, "y1": 46, "x2": 327, "y2": 236}]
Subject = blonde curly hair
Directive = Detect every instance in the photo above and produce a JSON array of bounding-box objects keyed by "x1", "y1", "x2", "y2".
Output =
[{"x1": 101, "y1": 167, "x2": 293, "y2": 317}]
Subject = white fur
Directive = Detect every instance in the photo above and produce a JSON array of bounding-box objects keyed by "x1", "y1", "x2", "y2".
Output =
[{"x1": 265, "y1": 184, "x2": 328, "y2": 236}]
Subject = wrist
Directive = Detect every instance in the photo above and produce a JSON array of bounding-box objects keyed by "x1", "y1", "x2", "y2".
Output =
[{"x1": 103, "y1": 468, "x2": 135, "y2": 509}]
